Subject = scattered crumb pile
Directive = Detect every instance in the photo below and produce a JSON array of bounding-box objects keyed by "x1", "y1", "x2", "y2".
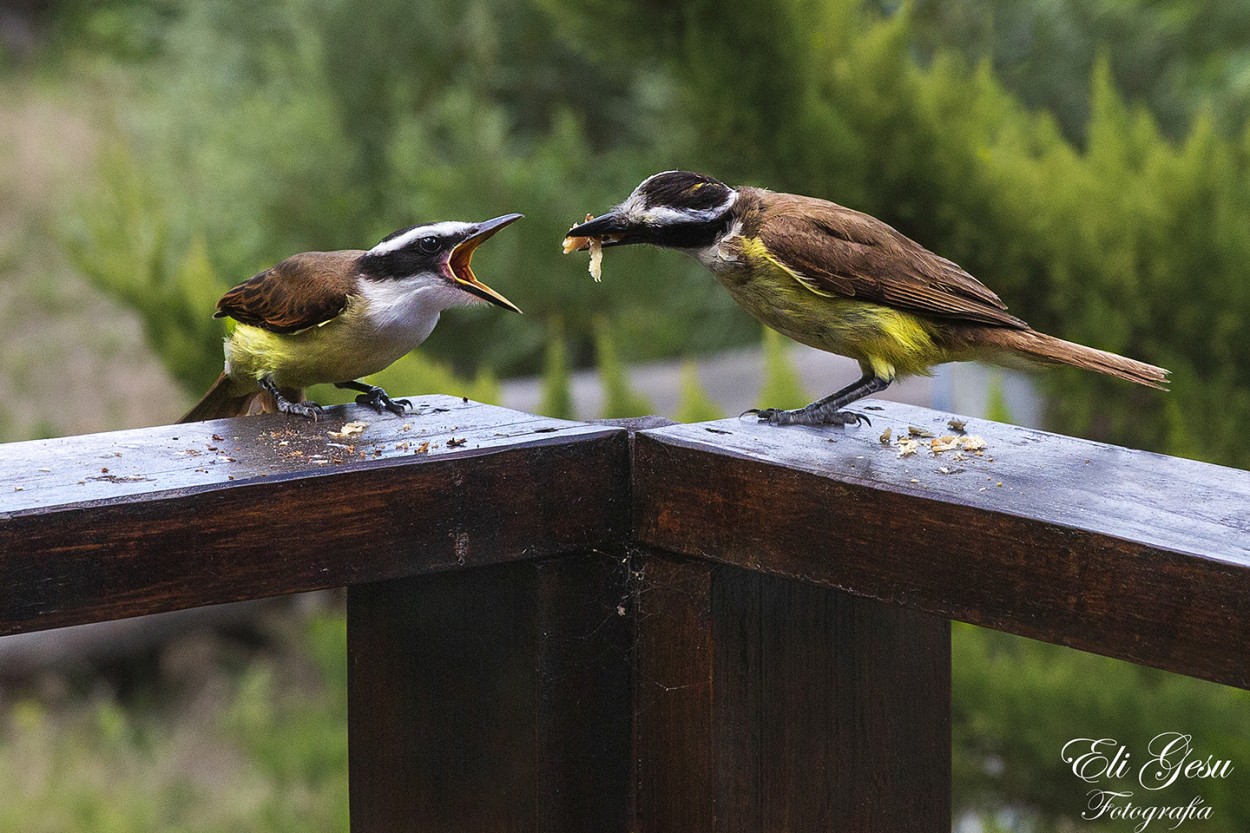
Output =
[
  {"x1": 894, "y1": 432, "x2": 988, "y2": 458},
  {"x1": 273, "y1": 418, "x2": 467, "y2": 466}
]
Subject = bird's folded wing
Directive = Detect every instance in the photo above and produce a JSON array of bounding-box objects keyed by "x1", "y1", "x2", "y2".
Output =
[
  {"x1": 760, "y1": 198, "x2": 1029, "y2": 329},
  {"x1": 214, "y1": 251, "x2": 364, "y2": 334}
]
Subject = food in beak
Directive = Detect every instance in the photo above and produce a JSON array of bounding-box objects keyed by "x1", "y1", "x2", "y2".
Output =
[
  {"x1": 561, "y1": 215, "x2": 594, "y2": 255},
  {"x1": 562, "y1": 214, "x2": 616, "y2": 282}
]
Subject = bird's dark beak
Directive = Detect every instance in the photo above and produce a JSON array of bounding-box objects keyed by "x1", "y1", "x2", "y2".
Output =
[
  {"x1": 565, "y1": 211, "x2": 640, "y2": 248},
  {"x1": 449, "y1": 213, "x2": 523, "y2": 313}
]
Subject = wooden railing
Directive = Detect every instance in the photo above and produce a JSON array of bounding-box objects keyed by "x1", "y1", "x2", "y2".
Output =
[{"x1": 1, "y1": 395, "x2": 1247, "y2": 832}]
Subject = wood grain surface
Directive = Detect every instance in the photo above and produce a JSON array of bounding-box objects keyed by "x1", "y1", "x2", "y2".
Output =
[
  {"x1": 631, "y1": 553, "x2": 950, "y2": 833},
  {"x1": 0, "y1": 397, "x2": 629, "y2": 635},
  {"x1": 634, "y1": 401, "x2": 1250, "y2": 688}
]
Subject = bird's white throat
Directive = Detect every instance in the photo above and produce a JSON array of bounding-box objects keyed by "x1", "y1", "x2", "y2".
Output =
[{"x1": 356, "y1": 274, "x2": 468, "y2": 346}]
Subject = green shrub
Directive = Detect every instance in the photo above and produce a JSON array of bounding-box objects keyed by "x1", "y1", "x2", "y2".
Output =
[
  {"x1": 953, "y1": 623, "x2": 1250, "y2": 832},
  {"x1": 538, "y1": 317, "x2": 574, "y2": 419},
  {"x1": 674, "y1": 360, "x2": 724, "y2": 423},
  {"x1": 0, "y1": 610, "x2": 351, "y2": 833},
  {"x1": 757, "y1": 327, "x2": 809, "y2": 411},
  {"x1": 594, "y1": 315, "x2": 652, "y2": 418}
]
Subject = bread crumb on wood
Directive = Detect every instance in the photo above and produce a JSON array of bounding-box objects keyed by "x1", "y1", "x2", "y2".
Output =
[{"x1": 328, "y1": 421, "x2": 369, "y2": 440}]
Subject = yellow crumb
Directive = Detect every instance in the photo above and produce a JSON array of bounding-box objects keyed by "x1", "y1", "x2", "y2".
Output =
[
  {"x1": 588, "y1": 236, "x2": 603, "y2": 281},
  {"x1": 328, "y1": 421, "x2": 369, "y2": 440}
]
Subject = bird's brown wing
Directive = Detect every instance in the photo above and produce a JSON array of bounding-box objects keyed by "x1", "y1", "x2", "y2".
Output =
[
  {"x1": 757, "y1": 194, "x2": 1028, "y2": 329},
  {"x1": 214, "y1": 251, "x2": 364, "y2": 334}
]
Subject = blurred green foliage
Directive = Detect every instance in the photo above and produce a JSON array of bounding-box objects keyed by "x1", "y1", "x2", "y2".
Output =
[
  {"x1": 539, "y1": 317, "x2": 574, "y2": 420},
  {"x1": 954, "y1": 623, "x2": 1250, "y2": 832},
  {"x1": 758, "y1": 326, "x2": 810, "y2": 412},
  {"x1": 674, "y1": 361, "x2": 725, "y2": 423},
  {"x1": 984, "y1": 372, "x2": 1014, "y2": 424},
  {"x1": 58, "y1": 0, "x2": 748, "y2": 402},
  {"x1": 901, "y1": 0, "x2": 1250, "y2": 143},
  {"x1": 63, "y1": 143, "x2": 224, "y2": 389},
  {"x1": 0, "y1": 613, "x2": 348, "y2": 833},
  {"x1": 593, "y1": 315, "x2": 652, "y2": 418},
  {"x1": 53, "y1": 0, "x2": 1250, "y2": 466}
]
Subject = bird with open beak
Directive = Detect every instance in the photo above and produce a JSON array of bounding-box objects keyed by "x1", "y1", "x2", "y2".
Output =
[
  {"x1": 565, "y1": 172, "x2": 1167, "y2": 427},
  {"x1": 180, "y1": 214, "x2": 523, "y2": 422}
]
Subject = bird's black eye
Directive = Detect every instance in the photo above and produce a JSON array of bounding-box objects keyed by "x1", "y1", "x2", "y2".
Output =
[{"x1": 419, "y1": 236, "x2": 441, "y2": 253}]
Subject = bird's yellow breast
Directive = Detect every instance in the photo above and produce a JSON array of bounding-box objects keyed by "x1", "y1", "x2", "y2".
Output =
[
  {"x1": 706, "y1": 235, "x2": 946, "y2": 380},
  {"x1": 222, "y1": 295, "x2": 428, "y2": 393}
]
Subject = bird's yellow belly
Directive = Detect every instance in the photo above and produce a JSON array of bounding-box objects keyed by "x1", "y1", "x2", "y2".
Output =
[
  {"x1": 708, "y1": 248, "x2": 945, "y2": 380},
  {"x1": 223, "y1": 312, "x2": 417, "y2": 393}
]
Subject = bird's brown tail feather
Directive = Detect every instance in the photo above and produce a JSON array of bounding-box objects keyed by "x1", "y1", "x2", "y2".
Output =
[
  {"x1": 973, "y1": 329, "x2": 1169, "y2": 390},
  {"x1": 177, "y1": 373, "x2": 281, "y2": 423}
]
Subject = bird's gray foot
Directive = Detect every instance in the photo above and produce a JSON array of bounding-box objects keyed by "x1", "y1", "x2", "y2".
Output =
[
  {"x1": 260, "y1": 375, "x2": 323, "y2": 420},
  {"x1": 741, "y1": 373, "x2": 888, "y2": 429},
  {"x1": 355, "y1": 386, "x2": 411, "y2": 416},
  {"x1": 278, "y1": 398, "x2": 325, "y2": 421},
  {"x1": 334, "y1": 381, "x2": 410, "y2": 416},
  {"x1": 744, "y1": 407, "x2": 870, "y2": 427}
]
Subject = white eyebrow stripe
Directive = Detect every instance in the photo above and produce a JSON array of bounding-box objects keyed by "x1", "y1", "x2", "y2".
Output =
[
  {"x1": 634, "y1": 190, "x2": 737, "y2": 225},
  {"x1": 369, "y1": 221, "x2": 472, "y2": 255}
]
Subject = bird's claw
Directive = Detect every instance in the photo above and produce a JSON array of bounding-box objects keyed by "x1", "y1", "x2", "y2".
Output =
[
  {"x1": 355, "y1": 388, "x2": 410, "y2": 417},
  {"x1": 280, "y1": 400, "x2": 325, "y2": 421},
  {"x1": 741, "y1": 407, "x2": 792, "y2": 425},
  {"x1": 831, "y1": 410, "x2": 871, "y2": 427},
  {"x1": 741, "y1": 406, "x2": 870, "y2": 428}
]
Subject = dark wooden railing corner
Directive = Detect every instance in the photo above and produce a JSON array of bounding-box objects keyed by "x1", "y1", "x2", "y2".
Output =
[
  {"x1": 1, "y1": 394, "x2": 1248, "y2": 833},
  {"x1": 634, "y1": 401, "x2": 1250, "y2": 689},
  {"x1": 0, "y1": 395, "x2": 632, "y2": 635}
]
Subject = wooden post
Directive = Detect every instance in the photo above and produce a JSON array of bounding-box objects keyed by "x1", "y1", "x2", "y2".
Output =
[
  {"x1": 347, "y1": 554, "x2": 632, "y2": 833},
  {"x1": 632, "y1": 553, "x2": 950, "y2": 833}
]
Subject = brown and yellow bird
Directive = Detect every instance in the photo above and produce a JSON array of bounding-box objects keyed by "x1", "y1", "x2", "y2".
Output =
[
  {"x1": 180, "y1": 214, "x2": 522, "y2": 423},
  {"x1": 566, "y1": 171, "x2": 1167, "y2": 426}
]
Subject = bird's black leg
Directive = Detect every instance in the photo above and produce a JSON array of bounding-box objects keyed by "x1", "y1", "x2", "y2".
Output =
[
  {"x1": 260, "y1": 376, "x2": 324, "y2": 421},
  {"x1": 745, "y1": 373, "x2": 890, "y2": 427},
  {"x1": 335, "y1": 381, "x2": 411, "y2": 416}
]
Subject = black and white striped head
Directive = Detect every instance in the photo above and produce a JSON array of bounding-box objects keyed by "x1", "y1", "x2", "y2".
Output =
[
  {"x1": 360, "y1": 214, "x2": 523, "y2": 312},
  {"x1": 567, "y1": 171, "x2": 738, "y2": 250}
]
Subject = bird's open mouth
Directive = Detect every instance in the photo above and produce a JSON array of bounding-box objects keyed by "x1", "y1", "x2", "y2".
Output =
[{"x1": 450, "y1": 213, "x2": 523, "y2": 313}]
